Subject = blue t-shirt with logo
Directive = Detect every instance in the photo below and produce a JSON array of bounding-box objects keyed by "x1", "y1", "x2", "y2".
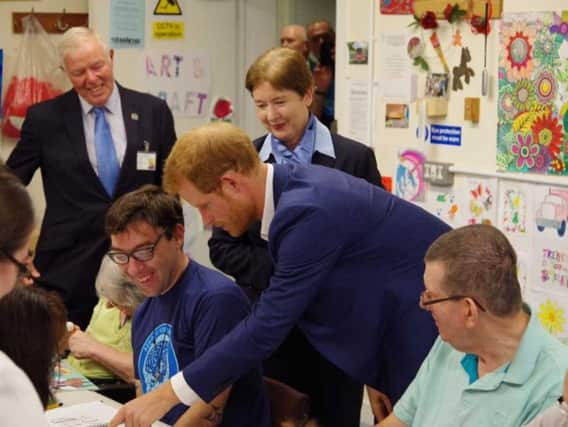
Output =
[{"x1": 132, "y1": 260, "x2": 270, "y2": 426}]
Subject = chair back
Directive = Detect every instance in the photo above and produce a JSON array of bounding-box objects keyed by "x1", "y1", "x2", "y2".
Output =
[{"x1": 263, "y1": 376, "x2": 310, "y2": 427}]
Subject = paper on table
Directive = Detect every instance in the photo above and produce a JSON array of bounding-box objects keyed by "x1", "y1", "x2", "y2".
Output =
[{"x1": 46, "y1": 401, "x2": 117, "y2": 427}]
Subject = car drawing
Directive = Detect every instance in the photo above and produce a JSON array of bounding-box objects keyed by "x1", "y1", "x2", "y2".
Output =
[{"x1": 535, "y1": 188, "x2": 568, "y2": 237}]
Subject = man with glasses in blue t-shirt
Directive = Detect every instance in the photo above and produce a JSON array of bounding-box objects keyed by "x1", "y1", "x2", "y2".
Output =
[{"x1": 104, "y1": 184, "x2": 269, "y2": 427}]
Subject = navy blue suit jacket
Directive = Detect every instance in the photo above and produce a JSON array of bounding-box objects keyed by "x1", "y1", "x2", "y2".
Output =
[
  {"x1": 184, "y1": 164, "x2": 450, "y2": 403},
  {"x1": 7, "y1": 84, "x2": 176, "y2": 327},
  {"x1": 209, "y1": 132, "x2": 383, "y2": 295}
]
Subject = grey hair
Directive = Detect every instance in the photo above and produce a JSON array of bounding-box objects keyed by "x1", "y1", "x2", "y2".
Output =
[
  {"x1": 95, "y1": 256, "x2": 145, "y2": 310},
  {"x1": 58, "y1": 27, "x2": 111, "y2": 68}
]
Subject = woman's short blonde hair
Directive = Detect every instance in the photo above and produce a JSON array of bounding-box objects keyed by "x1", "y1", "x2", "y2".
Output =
[
  {"x1": 245, "y1": 47, "x2": 313, "y2": 96},
  {"x1": 164, "y1": 122, "x2": 260, "y2": 194}
]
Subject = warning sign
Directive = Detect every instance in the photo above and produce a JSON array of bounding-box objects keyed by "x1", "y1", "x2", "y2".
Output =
[{"x1": 154, "y1": 0, "x2": 182, "y2": 16}]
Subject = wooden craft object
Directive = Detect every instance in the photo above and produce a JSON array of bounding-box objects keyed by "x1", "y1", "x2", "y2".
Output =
[
  {"x1": 13, "y1": 10, "x2": 88, "y2": 34},
  {"x1": 452, "y1": 47, "x2": 475, "y2": 91},
  {"x1": 464, "y1": 97, "x2": 480, "y2": 123},
  {"x1": 413, "y1": 0, "x2": 502, "y2": 19}
]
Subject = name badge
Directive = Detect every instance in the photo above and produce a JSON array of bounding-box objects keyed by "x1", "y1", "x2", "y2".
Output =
[{"x1": 137, "y1": 151, "x2": 157, "y2": 171}]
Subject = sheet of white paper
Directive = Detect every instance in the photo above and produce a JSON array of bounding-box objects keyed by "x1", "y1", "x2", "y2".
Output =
[
  {"x1": 379, "y1": 32, "x2": 412, "y2": 102},
  {"x1": 46, "y1": 401, "x2": 117, "y2": 427},
  {"x1": 348, "y1": 80, "x2": 370, "y2": 146}
]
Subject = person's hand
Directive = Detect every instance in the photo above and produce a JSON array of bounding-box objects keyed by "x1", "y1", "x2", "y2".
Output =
[
  {"x1": 21, "y1": 255, "x2": 40, "y2": 286},
  {"x1": 109, "y1": 380, "x2": 180, "y2": 427},
  {"x1": 312, "y1": 65, "x2": 333, "y2": 94},
  {"x1": 68, "y1": 328, "x2": 97, "y2": 359},
  {"x1": 367, "y1": 385, "x2": 393, "y2": 422}
]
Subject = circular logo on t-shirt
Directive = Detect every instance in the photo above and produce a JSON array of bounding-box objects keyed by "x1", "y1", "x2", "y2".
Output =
[{"x1": 138, "y1": 323, "x2": 179, "y2": 393}]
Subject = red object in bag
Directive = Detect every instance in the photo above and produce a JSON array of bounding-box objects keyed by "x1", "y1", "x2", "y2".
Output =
[
  {"x1": 1, "y1": 15, "x2": 67, "y2": 139},
  {"x1": 2, "y1": 76, "x2": 63, "y2": 138}
]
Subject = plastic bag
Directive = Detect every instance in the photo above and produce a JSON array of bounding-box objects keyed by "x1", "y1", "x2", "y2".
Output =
[{"x1": 1, "y1": 15, "x2": 68, "y2": 139}]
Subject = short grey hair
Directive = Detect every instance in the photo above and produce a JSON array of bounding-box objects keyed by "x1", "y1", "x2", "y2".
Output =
[
  {"x1": 95, "y1": 256, "x2": 145, "y2": 310},
  {"x1": 58, "y1": 27, "x2": 111, "y2": 68}
]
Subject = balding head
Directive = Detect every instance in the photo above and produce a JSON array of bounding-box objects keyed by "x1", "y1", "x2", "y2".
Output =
[{"x1": 280, "y1": 25, "x2": 308, "y2": 57}]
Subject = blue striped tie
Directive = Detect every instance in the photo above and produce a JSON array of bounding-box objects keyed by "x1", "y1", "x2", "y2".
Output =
[{"x1": 93, "y1": 107, "x2": 119, "y2": 196}]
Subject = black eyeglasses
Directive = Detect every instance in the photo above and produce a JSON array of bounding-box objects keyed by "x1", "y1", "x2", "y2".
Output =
[
  {"x1": 0, "y1": 248, "x2": 32, "y2": 279},
  {"x1": 107, "y1": 232, "x2": 164, "y2": 265},
  {"x1": 420, "y1": 290, "x2": 486, "y2": 312}
]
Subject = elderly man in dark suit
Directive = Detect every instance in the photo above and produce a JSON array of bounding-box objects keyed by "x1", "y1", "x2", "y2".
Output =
[{"x1": 7, "y1": 27, "x2": 176, "y2": 329}]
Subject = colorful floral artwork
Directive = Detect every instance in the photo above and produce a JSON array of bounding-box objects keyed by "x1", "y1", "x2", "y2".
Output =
[
  {"x1": 497, "y1": 12, "x2": 568, "y2": 176},
  {"x1": 394, "y1": 149, "x2": 426, "y2": 202}
]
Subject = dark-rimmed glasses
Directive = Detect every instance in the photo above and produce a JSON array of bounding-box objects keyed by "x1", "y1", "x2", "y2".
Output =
[
  {"x1": 0, "y1": 248, "x2": 32, "y2": 279},
  {"x1": 420, "y1": 290, "x2": 486, "y2": 312},
  {"x1": 107, "y1": 232, "x2": 164, "y2": 265}
]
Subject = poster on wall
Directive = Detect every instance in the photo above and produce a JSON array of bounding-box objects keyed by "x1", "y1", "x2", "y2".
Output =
[
  {"x1": 394, "y1": 149, "x2": 426, "y2": 202},
  {"x1": 459, "y1": 177, "x2": 498, "y2": 225},
  {"x1": 110, "y1": 0, "x2": 145, "y2": 49},
  {"x1": 140, "y1": 50, "x2": 211, "y2": 117},
  {"x1": 497, "y1": 180, "x2": 535, "y2": 238},
  {"x1": 497, "y1": 11, "x2": 568, "y2": 176},
  {"x1": 424, "y1": 185, "x2": 464, "y2": 227},
  {"x1": 379, "y1": 0, "x2": 413, "y2": 15},
  {"x1": 526, "y1": 289, "x2": 568, "y2": 344}
]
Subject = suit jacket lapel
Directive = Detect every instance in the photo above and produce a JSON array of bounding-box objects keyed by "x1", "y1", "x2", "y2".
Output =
[{"x1": 312, "y1": 151, "x2": 336, "y2": 168}]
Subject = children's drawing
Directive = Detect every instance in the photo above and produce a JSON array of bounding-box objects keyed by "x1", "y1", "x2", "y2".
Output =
[
  {"x1": 497, "y1": 12, "x2": 568, "y2": 176},
  {"x1": 394, "y1": 149, "x2": 426, "y2": 202},
  {"x1": 532, "y1": 240, "x2": 568, "y2": 294},
  {"x1": 526, "y1": 289, "x2": 568, "y2": 344},
  {"x1": 424, "y1": 185, "x2": 464, "y2": 227},
  {"x1": 534, "y1": 185, "x2": 568, "y2": 237},
  {"x1": 497, "y1": 181, "x2": 533, "y2": 236},
  {"x1": 460, "y1": 177, "x2": 498, "y2": 225}
]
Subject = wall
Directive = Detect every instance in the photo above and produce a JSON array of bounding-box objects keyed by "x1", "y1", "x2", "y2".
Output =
[
  {"x1": 0, "y1": 0, "x2": 88, "y2": 222},
  {"x1": 336, "y1": 0, "x2": 568, "y2": 188},
  {"x1": 277, "y1": 0, "x2": 336, "y2": 29}
]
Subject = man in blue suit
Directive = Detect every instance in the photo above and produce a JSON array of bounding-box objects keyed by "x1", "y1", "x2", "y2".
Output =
[
  {"x1": 110, "y1": 122, "x2": 450, "y2": 426},
  {"x1": 7, "y1": 27, "x2": 176, "y2": 329}
]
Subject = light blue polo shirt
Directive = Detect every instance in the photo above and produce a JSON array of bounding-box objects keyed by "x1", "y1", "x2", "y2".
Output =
[{"x1": 394, "y1": 306, "x2": 568, "y2": 427}]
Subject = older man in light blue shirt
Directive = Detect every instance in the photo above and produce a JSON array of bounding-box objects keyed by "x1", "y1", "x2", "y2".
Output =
[{"x1": 379, "y1": 224, "x2": 568, "y2": 427}]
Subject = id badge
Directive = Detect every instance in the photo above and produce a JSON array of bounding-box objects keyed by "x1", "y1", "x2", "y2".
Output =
[{"x1": 137, "y1": 151, "x2": 157, "y2": 171}]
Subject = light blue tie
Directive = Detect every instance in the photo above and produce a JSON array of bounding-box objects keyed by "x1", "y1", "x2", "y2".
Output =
[{"x1": 93, "y1": 107, "x2": 120, "y2": 196}]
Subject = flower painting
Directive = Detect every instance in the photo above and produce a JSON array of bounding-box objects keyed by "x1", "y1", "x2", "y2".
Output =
[{"x1": 498, "y1": 12, "x2": 568, "y2": 176}]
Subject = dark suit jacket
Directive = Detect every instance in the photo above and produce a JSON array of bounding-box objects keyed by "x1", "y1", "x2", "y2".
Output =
[
  {"x1": 185, "y1": 164, "x2": 449, "y2": 403},
  {"x1": 208, "y1": 132, "x2": 383, "y2": 296},
  {"x1": 7, "y1": 84, "x2": 176, "y2": 328}
]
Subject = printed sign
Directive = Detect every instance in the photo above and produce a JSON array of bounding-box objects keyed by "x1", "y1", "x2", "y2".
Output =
[{"x1": 430, "y1": 124, "x2": 462, "y2": 146}]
